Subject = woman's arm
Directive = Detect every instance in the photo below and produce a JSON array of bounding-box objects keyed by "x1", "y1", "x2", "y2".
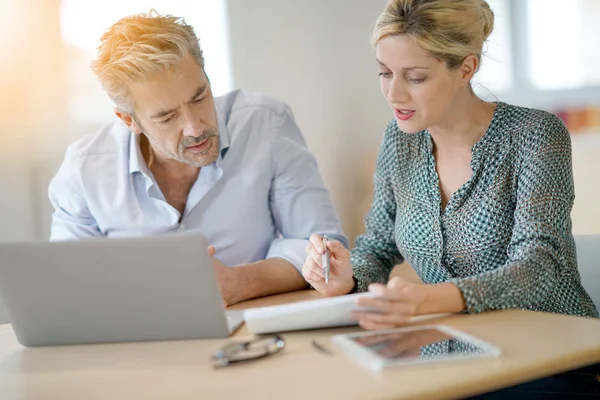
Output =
[
  {"x1": 448, "y1": 113, "x2": 574, "y2": 313},
  {"x1": 351, "y1": 122, "x2": 404, "y2": 292}
]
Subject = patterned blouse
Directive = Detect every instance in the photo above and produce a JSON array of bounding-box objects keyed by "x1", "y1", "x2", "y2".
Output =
[{"x1": 351, "y1": 101, "x2": 599, "y2": 318}]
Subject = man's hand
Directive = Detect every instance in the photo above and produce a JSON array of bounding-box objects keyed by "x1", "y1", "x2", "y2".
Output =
[
  {"x1": 206, "y1": 245, "x2": 309, "y2": 307},
  {"x1": 207, "y1": 246, "x2": 240, "y2": 307}
]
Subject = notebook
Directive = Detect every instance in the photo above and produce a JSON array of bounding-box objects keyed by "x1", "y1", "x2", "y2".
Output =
[{"x1": 243, "y1": 293, "x2": 448, "y2": 334}]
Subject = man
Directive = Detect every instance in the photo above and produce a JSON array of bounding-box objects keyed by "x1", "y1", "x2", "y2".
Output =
[{"x1": 48, "y1": 12, "x2": 346, "y2": 306}]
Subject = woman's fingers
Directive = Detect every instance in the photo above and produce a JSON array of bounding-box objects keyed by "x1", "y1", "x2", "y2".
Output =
[
  {"x1": 355, "y1": 297, "x2": 413, "y2": 315},
  {"x1": 302, "y1": 255, "x2": 324, "y2": 282},
  {"x1": 309, "y1": 233, "x2": 325, "y2": 254},
  {"x1": 304, "y1": 242, "x2": 323, "y2": 267},
  {"x1": 357, "y1": 318, "x2": 396, "y2": 331},
  {"x1": 353, "y1": 309, "x2": 412, "y2": 327},
  {"x1": 308, "y1": 235, "x2": 349, "y2": 262},
  {"x1": 327, "y1": 240, "x2": 350, "y2": 262},
  {"x1": 368, "y1": 279, "x2": 410, "y2": 301}
]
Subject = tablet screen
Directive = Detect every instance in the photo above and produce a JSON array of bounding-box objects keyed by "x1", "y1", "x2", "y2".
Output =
[{"x1": 350, "y1": 328, "x2": 489, "y2": 361}]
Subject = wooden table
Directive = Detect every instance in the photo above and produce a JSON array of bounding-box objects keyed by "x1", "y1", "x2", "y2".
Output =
[{"x1": 1, "y1": 290, "x2": 599, "y2": 400}]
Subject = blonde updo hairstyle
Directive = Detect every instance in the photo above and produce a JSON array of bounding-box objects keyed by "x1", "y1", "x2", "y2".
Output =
[{"x1": 372, "y1": 0, "x2": 494, "y2": 71}]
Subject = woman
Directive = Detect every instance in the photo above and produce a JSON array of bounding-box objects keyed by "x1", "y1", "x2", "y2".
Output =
[
  {"x1": 304, "y1": 1, "x2": 600, "y2": 397},
  {"x1": 302, "y1": 0, "x2": 598, "y2": 328}
]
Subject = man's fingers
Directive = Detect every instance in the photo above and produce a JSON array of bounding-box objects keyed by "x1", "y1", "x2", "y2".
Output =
[{"x1": 207, "y1": 245, "x2": 216, "y2": 257}]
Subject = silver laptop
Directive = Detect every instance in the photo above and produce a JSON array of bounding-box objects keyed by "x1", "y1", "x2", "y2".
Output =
[{"x1": 0, "y1": 232, "x2": 243, "y2": 346}]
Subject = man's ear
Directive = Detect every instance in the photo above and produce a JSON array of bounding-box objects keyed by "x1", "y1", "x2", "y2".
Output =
[{"x1": 115, "y1": 108, "x2": 143, "y2": 135}]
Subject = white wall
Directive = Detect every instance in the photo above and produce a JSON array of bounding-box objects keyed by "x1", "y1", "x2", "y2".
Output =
[
  {"x1": 227, "y1": 0, "x2": 600, "y2": 240},
  {"x1": 572, "y1": 136, "x2": 600, "y2": 234},
  {"x1": 0, "y1": 0, "x2": 67, "y2": 323},
  {"x1": 0, "y1": 0, "x2": 67, "y2": 243},
  {"x1": 227, "y1": 0, "x2": 390, "y2": 243}
]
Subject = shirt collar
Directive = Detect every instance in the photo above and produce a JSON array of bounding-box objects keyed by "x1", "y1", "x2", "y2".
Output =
[
  {"x1": 128, "y1": 103, "x2": 231, "y2": 175},
  {"x1": 216, "y1": 101, "x2": 231, "y2": 158},
  {"x1": 128, "y1": 132, "x2": 150, "y2": 176}
]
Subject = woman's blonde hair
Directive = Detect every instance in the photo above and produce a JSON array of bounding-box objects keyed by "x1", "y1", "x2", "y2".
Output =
[
  {"x1": 91, "y1": 11, "x2": 204, "y2": 113},
  {"x1": 372, "y1": 0, "x2": 494, "y2": 70}
]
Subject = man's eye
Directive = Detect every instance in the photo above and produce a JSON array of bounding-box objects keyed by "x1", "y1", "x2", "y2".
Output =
[{"x1": 159, "y1": 115, "x2": 174, "y2": 124}]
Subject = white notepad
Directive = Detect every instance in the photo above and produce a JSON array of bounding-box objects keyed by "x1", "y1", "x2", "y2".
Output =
[{"x1": 243, "y1": 293, "x2": 448, "y2": 334}]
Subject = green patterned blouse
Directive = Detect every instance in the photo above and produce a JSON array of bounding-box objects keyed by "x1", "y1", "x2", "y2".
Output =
[{"x1": 351, "y1": 102, "x2": 599, "y2": 318}]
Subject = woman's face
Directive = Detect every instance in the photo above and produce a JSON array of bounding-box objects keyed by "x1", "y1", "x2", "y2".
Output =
[{"x1": 376, "y1": 34, "x2": 471, "y2": 133}]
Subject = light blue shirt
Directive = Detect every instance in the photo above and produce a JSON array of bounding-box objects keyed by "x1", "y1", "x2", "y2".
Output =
[{"x1": 49, "y1": 90, "x2": 347, "y2": 271}]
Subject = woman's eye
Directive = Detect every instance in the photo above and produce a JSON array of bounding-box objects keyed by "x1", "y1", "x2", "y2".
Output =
[{"x1": 407, "y1": 77, "x2": 426, "y2": 84}]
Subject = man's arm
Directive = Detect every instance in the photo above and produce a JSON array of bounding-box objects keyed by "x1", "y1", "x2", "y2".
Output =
[
  {"x1": 48, "y1": 146, "x2": 102, "y2": 240},
  {"x1": 266, "y1": 103, "x2": 347, "y2": 261},
  {"x1": 217, "y1": 104, "x2": 347, "y2": 305},
  {"x1": 213, "y1": 255, "x2": 308, "y2": 306}
]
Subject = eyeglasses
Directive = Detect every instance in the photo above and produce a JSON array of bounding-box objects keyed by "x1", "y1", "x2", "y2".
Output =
[{"x1": 211, "y1": 335, "x2": 285, "y2": 369}]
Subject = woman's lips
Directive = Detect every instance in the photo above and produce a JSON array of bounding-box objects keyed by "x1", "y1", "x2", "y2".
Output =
[{"x1": 394, "y1": 108, "x2": 416, "y2": 121}]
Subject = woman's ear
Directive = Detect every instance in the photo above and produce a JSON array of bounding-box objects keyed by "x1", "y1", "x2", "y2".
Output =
[{"x1": 459, "y1": 54, "x2": 479, "y2": 84}]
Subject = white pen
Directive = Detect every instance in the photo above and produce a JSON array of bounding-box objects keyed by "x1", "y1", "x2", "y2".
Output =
[{"x1": 322, "y1": 235, "x2": 330, "y2": 284}]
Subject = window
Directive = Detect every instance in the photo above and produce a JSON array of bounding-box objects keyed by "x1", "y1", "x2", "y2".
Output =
[
  {"x1": 474, "y1": 0, "x2": 513, "y2": 95},
  {"x1": 527, "y1": 0, "x2": 600, "y2": 90}
]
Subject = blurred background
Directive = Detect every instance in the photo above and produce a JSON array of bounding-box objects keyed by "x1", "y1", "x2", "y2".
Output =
[{"x1": 1, "y1": 0, "x2": 599, "y2": 247}]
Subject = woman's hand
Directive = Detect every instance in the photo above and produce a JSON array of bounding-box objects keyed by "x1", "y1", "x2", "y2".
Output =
[
  {"x1": 302, "y1": 234, "x2": 354, "y2": 297},
  {"x1": 353, "y1": 277, "x2": 427, "y2": 330}
]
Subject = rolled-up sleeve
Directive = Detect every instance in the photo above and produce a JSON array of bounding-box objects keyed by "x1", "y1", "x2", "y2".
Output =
[
  {"x1": 266, "y1": 105, "x2": 347, "y2": 271},
  {"x1": 48, "y1": 146, "x2": 102, "y2": 241}
]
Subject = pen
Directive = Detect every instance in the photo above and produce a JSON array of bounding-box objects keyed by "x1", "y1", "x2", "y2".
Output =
[
  {"x1": 322, "y1": 235, "x2": 330, "y2": 284},
  {"x1": 311, "y1": 340, "x2": 333, "y2": 355}
]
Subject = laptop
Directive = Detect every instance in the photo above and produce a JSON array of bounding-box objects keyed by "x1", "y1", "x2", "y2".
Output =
[{"x1": 0, "y1": 232, "x2": 244, "y2": 346}]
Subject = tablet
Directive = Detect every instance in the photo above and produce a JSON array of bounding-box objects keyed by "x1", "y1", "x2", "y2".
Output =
[{"x1": 331, "y1": 324, "x2": 501, "y2": 372}]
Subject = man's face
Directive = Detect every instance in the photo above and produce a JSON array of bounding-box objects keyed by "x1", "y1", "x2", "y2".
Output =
[{"x1": 124, "y1": 55, "x2": 220, "y2": 168}]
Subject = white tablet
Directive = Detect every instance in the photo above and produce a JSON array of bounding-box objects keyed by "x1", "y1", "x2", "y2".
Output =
[{"x1": 331, "y1": 324, "x2": 501, "y2": 372}]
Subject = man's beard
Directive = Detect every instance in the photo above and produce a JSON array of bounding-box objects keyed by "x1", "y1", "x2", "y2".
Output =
[
  {"x1": 176, "y1": 128, "x2": 220, "y2": 167},
  {"x1": 143, "y1": 128, "x2": 220, "y2": 168}
]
